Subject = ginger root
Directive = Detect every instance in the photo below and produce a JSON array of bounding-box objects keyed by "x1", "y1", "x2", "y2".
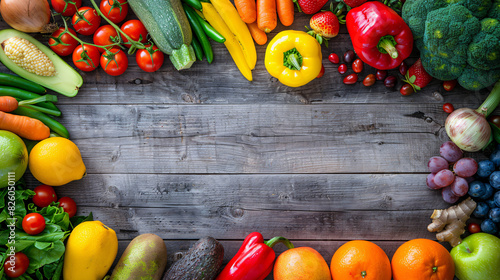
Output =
[{"x1": 427, "y1": 197, "x2": 477, "y2": 247}]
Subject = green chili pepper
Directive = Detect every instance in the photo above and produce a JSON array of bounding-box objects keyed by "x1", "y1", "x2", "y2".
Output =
[
  {"x1": 181, "y1": 0, "x2": 203, "y2": 10},
  {"x1": 183, "y1": 3, "x2": 214, "y2": 64},
  {"x1": 194, "y1": 13, "x2": 226, "y2": 43},
  {"x1": 0, "y1": 73, "x2": 46, "y2": 94},
  {"x1": 0, "y1": 86, "x2": 61, "y2": 114},
  {"x1": 191, "y1": 36, "x2": 204, "y2": 61}
]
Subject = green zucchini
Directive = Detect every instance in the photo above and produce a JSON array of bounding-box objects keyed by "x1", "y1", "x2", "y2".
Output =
[{"x1": 128, "y1": 0, "x2": 196, "y2": 70}]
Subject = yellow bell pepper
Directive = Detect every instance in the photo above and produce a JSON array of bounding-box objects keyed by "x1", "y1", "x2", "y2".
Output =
[{"x1": 265, "y1": 30, "x2": 322, "y2": 87}]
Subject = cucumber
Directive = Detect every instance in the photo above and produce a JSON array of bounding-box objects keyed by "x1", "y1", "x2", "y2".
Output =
[{"x1": 128, "y1": 0, "x2": 196, "y2": 70}]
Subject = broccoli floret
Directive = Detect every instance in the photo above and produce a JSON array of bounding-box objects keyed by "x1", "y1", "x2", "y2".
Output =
[
  {"x1": 402, "y1": 0, "x2": 449, "y2": 41},
  {"x1": 420, "y1": 46, "x2": 465, "y2": 80},
  {"x1": 489, "y1": 0, "x2": 500, "y2": 21},
  {"x1": 468, "y1": 18, "x2": 500, "y2": 70},
  {"x1": 459, "y1": 65, "x2": 500, "y2": 90},
  {"x1": 452, "y1": 0, "x2": 492, "y2": 18},
  {"x1": 424, "y1": 5, "x2": 481, "y2": 65}
]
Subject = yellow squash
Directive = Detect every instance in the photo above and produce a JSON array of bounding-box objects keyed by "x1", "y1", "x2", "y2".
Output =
[
  {"x1": 210, "y1": 0, "x2": 257, "y2": 69},
  {"x1": 202, "y1": 2, "x2": 252, "y2": 81},
  {"x1": 63, "y1": 221, "x2": 118, "y2": 280},
  {"x1": 265, "y1": 30, "x2": 322, "y2": 87}
]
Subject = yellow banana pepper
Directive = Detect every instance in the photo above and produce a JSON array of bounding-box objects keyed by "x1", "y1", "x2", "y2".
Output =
[
  {"x1": 202, "y1": 2, "x2": 252, "y2": 81},
  {"x1": 265, "y1": 30, "x2": 322, "y2": 87}
]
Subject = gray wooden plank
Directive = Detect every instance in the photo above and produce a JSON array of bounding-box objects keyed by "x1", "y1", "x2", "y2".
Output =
[
  {"x1": 42, "y1": 174, "x2": 448, "y2": 211},
  {"x1": 54, "y1": 103, "x2": 451, "y2": 174}
]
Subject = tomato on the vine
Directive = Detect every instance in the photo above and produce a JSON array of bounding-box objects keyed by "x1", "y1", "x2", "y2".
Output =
[
  {"x1": 72, "y1": 45, "x2": 101, "y2": 72},
  {"x1": 51, "y1": 0, "x2": 82, "y2": 17},
  {"x1": 136, "y1": 45, "x2": 164, "y2": 72},
  {"x1": 48, "y1": 27, "x2": 79, "y2": 57},
  {"x1": 33, "y1": 185, "x2": 57, "y2": 207},
  {"x1": 72, "y1": 7, "x2": 101, "y2": 36},
  {"x1": 121, "y1": 20, "x2": 148, "y2": 48},
  {"x1": 100, "y1": 0, "x2": 129, "y2": 24},
  {"x1": 58, "y1": 197, "x2": 77, "y2": 218},
  {"x1": 3, "y1": 252, "x2": 29, "y2": 278},
  {"x1": 101, "y1": 48, "x2": 128, "y2": 76},
  {"x1": 93, "y1": 25, "x2": 119, "y2": 53},
  {"x1": 22, "y1": 213, "x2": 46, "y2": 235}
]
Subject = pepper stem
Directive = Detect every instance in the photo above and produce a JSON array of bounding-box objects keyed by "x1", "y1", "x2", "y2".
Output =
[
  {"x1": 377, "y1": 35, "x2": 398, "y2": 59},
  {"x1": 265, "y1": 236, "x2": 295, "y2": 249},
  {"x1": 476, "y1": 80, "x2": 500, "y2": 117},
  {"x1": 283, "y1": 48, "x2": 303, "y2": 71}
]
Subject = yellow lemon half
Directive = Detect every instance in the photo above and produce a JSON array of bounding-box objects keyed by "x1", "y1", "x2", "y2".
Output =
[
  {"x1": 29, "y1": 137, "x2": 86, "y2": 186},
  {"x1": 63, "y1": 221, "x2": 118, "y2": 280}
]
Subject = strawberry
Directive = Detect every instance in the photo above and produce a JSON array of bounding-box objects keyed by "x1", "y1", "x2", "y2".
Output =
[
  {"x1": 343, "y1": 0, "x2": 367, "y2": 8},
  {"x1": 307, "y1": 11, "x2": 340, "y2": 46},
  {"x1": 403, "y1": 58, "x2": 433, "y2": 91},
  {"x1": 295, "y1": 0, "x2": 329, "y2": 14}
]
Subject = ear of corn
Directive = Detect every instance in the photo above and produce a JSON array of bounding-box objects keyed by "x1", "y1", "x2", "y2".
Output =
[{"x1": 1, "y1": 37, "x2": 56, "y2": 77}]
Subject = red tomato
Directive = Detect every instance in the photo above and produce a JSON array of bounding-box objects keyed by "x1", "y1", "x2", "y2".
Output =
[
  {"x1": 72, "y1": 45, "x2": 101, "y2": 72},
  {"x1": 72, "y1": 7, "x2": 101, "y2": 36},
  {"x1": 121, "y1": 20, "x2": 148, "y2": 48},
  {"x1": 488, "y1": 115, "x2": 500, "y2": 128},
  {"x1": 100, "y1": 0, "x2": 129, "y2": 24},
  {"x1": 352, "y1": 59, "x2": 363, "y2": 73},
  {"x1": 443, "y1": 103, "x2": 454, "y2": 114},
  {"x1": 22, "y1": 213, "x2": 46, "y2": 235},
  {"x1": 468, "y1": 222, "x2": 481, "y2": 234},
  {"x1": 316, "y1": 64, "x2": 325, "y2": 78},
  {"x1": 3, "y1": 252, "x2": 29, "y2": 278},
  {"x1": 136, "y1": 45, "x2": 165, "y2": 72},
  {"x1": 101, "y1": 48, "x2": 128, "y2": 76},
  {"x1": 51, "y1": 0, "x2": 82, "y2": 16},
  {"x1": 58, "y1": 197, "x2": 77, "y2": 218},
  {"x1": 93, "y1": 25, "x2": 119, "y2": 53},
  {"x1": 48, "y1": 27, "x2": 79, "y2": 57},
  {"x1": 32, "y1": 185, "x2": 58, "y2": 207},
  {"x1": 443, "y1": 80, "x2": 458, "y2": 92},
  {"x1": 343, "y1": 73, "x2": 358, "y2": 85}
]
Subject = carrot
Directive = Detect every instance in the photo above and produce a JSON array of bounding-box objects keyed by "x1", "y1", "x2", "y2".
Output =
[
  {"x1": 257, "y1": 0, "x2": 277, "y2": 33},
  {"x1": 247, "y1": 21, "x2": 267, "y2": 45},
  {"x1": 0, "y1": 111, "x2": 50, "y2": 140},
  {"x1": 0, "y1": 96, "x2": 19, "y2": 112},
  {"x1": 235, "y1": 0, "x2": 257, "y2": 23},
  {"x1": 277, "y1": 0, "x2": 294, "y2": 26}
]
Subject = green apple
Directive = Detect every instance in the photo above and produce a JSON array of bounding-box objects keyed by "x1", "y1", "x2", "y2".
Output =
[
  {"x1": 0, "y1": 130, "x2": 28, "y2": 188},
  {"x1": 451, "y1": 233, "x2": 500, "y2": 280}
]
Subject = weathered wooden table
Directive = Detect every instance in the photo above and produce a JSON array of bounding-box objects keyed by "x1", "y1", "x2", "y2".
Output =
[{"x1": 2, "y1": 2, "x2": 490, "y2": 278}]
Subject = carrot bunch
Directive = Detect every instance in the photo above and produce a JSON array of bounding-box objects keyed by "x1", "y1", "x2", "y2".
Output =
[{"x1": 235, "y1": 0, "x2": 294, "y2": 44}]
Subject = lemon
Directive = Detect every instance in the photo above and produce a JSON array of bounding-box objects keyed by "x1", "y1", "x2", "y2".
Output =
[
  {"x1": 29, "y1": 137, "x2": 86, "y2": 186},
  {"x1": 64, "y1": 221, "x2": 118, "y2": 280}
]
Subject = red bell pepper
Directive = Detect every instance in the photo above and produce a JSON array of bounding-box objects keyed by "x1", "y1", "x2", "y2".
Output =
[
  {"x1": 346, "y1": 1, "x2": 413, "y2": 70},
  {"x1": 216, "y1": 232, "x2": 294, "y2": 280}
]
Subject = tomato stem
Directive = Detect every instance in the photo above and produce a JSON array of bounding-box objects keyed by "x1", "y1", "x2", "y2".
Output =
[{"x1": 61, "y1": 17, "x2": 120, "y2": 50}]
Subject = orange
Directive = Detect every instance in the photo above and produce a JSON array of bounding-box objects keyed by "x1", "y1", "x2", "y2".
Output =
[
  {"x1": 391, "y1": 239, "x2": 455, "y2": 280},
  {"x1": 274, "y1": 247, "x2": 331, "y2": 280},
  {"x1": 330, "y1": 240, "x2": 391, "y2": 280}
]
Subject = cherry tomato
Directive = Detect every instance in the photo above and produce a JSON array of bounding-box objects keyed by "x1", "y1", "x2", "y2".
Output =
[
  {"x1": 73, "y1": 45, "x2": 101, "y2": 72},
  {"x1": 400, "y1": 83, "x2": 414, "y2": 96},
  {"x1": 48, "y1": 27, "x2": 79, "y2": 57},
  {"x1": 316, "y1": 64, "x2": 325, "y2": 78},
  {"x1": 352, "y1": 59, "x2": 363, "y2": 73},
  {"x1": 443, "y1": 103, "x2": 454, "y2": 113},
  {"x1": 72, "y1": 7, "x2": 101, "y2": 36},
  {"x1": 399, "y1": 61, "x2": 408, "y2": 76},
  {"x1": 343, "y1": 50, "x2": 355, "y2": 63},
  {"x1": 93, "y1": 25, "x2": 119, "y2": 53},
  {"x1": 338, "y1": 63, "x2": 347, "y2": 74},
  {"x1": 121, "y1": 20, "x2": 148, "y2": 48},
  {"x1": 376, "y1": 69, "x2": 387, "y2": 81},
  {"x1": 32, "y1": 185, "x2": 57, "y2": 208},
  {"x1": 468, "y1": 222, "x2": 481, "y2": 234},
  {"x1": 51, "y1": 0, "x2": 82, "y2": 17},
  {"x1": 384, "y1": 75, "x2": 397, "y2": 88},
  {"x1": 101, "y1": 48, "x2": 129, "y2": 76},
  {"x1": 328, "y1": 53, "x2": 339, "y2": 64},
  {"x1": 343, "y1": 73, "x2": 358, "y2": 85},
  {"x1": 443, "y1": 80, "x2": 458, "y2": 92},
  {"x1": 136, "y1": 45, "x2": 164, "y2": 72},
  {"x1": 58, "y1": 197, "x2": 77, "y2": 218},
  {"x1": 362, "y1": 74, "x2": 375, "y2": 87},
  {"x1": 488, "y1": 115, "x2": 500, "y2": 128},
  {"x1": 100, "y1": 0, "x2": 129, "y2": 24},
  {"x1": 3, "y1": 252, "x2": 29, "y2": 278},
  {"x1": 22, "y1": 213, "x2": 46, "y2": 235}
]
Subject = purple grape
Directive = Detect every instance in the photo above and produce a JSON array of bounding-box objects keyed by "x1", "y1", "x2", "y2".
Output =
[
  {"x1": 450, "y1": 176, "x2": 469, "y2": 197},
  {"x1": 453, "y1": 158, "x2": 478, "y2": 178},
  {"x1": 442, "y1": 186, "x2": 460, "y2": 204},
  {"x1": 440, "y1": 141, "x2": 463, "y2": 163},
  {"x1": 434, "y1": 169, "x2": 455, "y2": 188},
  {"x1": 428, "y1": 156, "x2": 449, "y2": 173},
  {"x1": 427, "y1": 173, "x2": 441, "y2": 190}
]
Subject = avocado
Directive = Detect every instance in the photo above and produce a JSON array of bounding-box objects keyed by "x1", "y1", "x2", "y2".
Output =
[
  {"x1": 0, "y1": 29, "x2": 82, "y2": 97},
  {"x1": 163, "y1": 236, "x2": 224, "y2": 280},
  {"x1": 110, "y1": 233, "x2": 168, "y2": 280}
]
